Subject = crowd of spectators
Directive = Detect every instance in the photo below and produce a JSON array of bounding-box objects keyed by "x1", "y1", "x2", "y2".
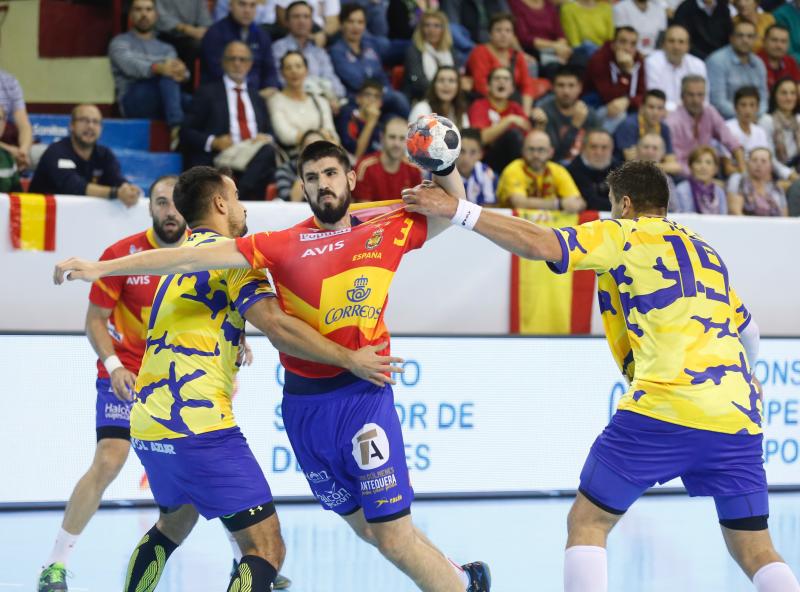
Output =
[{"x1": 2, "y1": 0, "x2": 800, "y2": 217}]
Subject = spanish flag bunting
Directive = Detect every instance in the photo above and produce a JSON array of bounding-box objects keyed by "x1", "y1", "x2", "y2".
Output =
[
  {"x1": 510, "y1": 209, "x2": 600, "y2": 334},
  {"x1": 8, "y1": 192, "x2": 57, "y2": 251}
]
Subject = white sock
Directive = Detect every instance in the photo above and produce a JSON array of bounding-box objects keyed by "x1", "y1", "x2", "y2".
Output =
[
  {"x1": 753, "y1": 562, "x2": 800, "y2": 591},
  {"x1": 564, "y1": 545, "x2": 607, "y2": 592},
  {"x1": 448, "y1": 558, "x2": 470, "y2": 589},
  {"x1": 45, "y1": 528, "x2": 79, "y2": 567},
  {"x1": 224, "y1": 526, "x2": 242, "y2": 563}
]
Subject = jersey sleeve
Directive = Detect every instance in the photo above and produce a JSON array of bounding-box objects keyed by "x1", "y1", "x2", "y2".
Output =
[
  {"x1": 88, "y1": 246, "x2": 124, "y2": 309},
  {"x1": 405, "y1": 212, "x2": 428, "y2": 252},
  {"x1": 547, "y1": 219, "x2": 626, "y2": 275},
  {"x1": 225, "y1": 267, "x2": 276, "y2": 317},
  {"x1": 729, "y1": 286, "x2": 752, "y2": 333},
  {"x1": 235, "y1": 232, "x2": 281, "y2": 270}
]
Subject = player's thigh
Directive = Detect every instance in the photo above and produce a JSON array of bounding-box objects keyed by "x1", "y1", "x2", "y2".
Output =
[
  {"x1": 341, "y1": 508, "x2": 378, "y2": 546},
  {"x1": 156, "y1": 504, "x2": 199, "y2": 544},
  {"x1": 91, "y1": 436, "x2": 131, "y2": 476},
  {"x1": 567, "y1": 491, "x2": 624, "y2": 537}
]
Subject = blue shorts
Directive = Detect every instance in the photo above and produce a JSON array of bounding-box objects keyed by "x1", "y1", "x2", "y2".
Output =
[
  {"x1": 132, "y1": 426, "x2": 272, "y2": 520},
  {"x1": 282, "y1": 378, "x2": 414, "y2": 523},
  {"x1": 580, "y1": 411, "x2": 768, "y2": 521},
  {"x1": 95, "y1": 377, "x2": 132, "y2": 438}
]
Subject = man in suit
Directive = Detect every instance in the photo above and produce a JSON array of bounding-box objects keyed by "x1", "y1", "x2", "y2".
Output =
[{"x1": 181, "y1": 40, "x2": 277, "y2": 200}]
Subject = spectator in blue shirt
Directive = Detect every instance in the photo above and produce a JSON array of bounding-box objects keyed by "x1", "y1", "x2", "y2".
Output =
[
  {"x1": 456, "y1": 128, "x2": 497, "y2": 205},
  {"x1": 613, "y1": 89, "x2": 682, "y2": 176},
  {"x1": 110, "y1": 0, "x2": 190, "y2": 128},
  {"x1": 329, "y1": 3, "x2": 410, "y2": 118},
  {"x1": 336, "y1": 79, "x2": 385, "y2": 158},
  {"x1": 29, "y1": 105, "x2": 141, "y2": 205},
  {"x1": 201, "y1": 0, "x2": 280, "y2": 94},
  {"x1": 707, "y1": 19, "x2": 769, "y2": 119}
]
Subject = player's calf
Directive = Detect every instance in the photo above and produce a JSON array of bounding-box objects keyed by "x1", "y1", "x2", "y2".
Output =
[{"x1": 721, "y1": 525, "x2": 800, "y2": 590}]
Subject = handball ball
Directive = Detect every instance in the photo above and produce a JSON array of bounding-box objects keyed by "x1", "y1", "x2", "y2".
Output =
[{"x1": 406, "y1": 114, "x2": 461, "y2": 173}]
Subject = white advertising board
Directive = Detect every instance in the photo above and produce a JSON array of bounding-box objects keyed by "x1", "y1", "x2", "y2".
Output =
[{"x1": 1, "y1": 335, "x2": 797, "y2": 505}]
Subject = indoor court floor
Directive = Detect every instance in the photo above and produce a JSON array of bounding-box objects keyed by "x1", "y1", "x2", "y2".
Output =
[{"x1": 3, "y1": 493, "x2": 799, "y2": 591}]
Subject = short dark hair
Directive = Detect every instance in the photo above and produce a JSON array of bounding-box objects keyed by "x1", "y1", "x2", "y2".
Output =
[
  {"x1": 644, "y1": 89, "x2": 666, "y2": 104},
  {"x1": 488, "y1": 66, "x2": 513, "y2": 83},
  {"x1": 732, "y1": 19, "x2": 757, "y2": 34},
  {"x1": 765, "y1": 23, "x2": 790, "y2": 39},
  {"x1": 285, "y1": 0, "x2": 311, "y2": 17},
  {"x1": 382, "y1": 115, "x2": 407, "y2": 134},
  {"x1": 734, "y1": 85, "x2": 760, "y2": 107},
  {"x1": 489, "y1": 12, "x2": 514, "y2": 31},
  {"x1": 614, "y1": 26, "x2": 638, "y2": 39},
  {"x1": 148, "y1": 174, "x2": 178, "y2": 198},
  {"x1": 606, "y1": 161, "x2": 670, "y2": 211},
  {"x1": 340, "y1": 2, "x2": 365, "y2": 22},
  {"x1": 460, "y1": 128, "x2": 482, "y2": 146},
  {"x1": 358, "y1": 78, "x2": 384, "y2": 95},
  {"x1": 553, "y1": 64, "x2": 583, "y2": 83},
  {"x1": 297, "y1": 141, "x2": 352, "y2": 177},
  {"x1": 280, "y1": 49, "x2": 308, "y2": 69},
  {"x1": 173, "y1": 166, "x2": 230, "y2": 226}
]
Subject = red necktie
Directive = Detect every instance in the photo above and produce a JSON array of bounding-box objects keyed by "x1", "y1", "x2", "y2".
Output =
[{"x1": 235, "y1": 87, "x2": 252, "y2": 140}]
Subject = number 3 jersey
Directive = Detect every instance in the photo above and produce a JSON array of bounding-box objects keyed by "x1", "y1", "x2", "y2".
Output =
[
  {"x1": 235, "y1": 201, "x2": 428, "y2": 380},
  {"x1": 549, "y1": 217, "x2": 759, "y2": 435}
]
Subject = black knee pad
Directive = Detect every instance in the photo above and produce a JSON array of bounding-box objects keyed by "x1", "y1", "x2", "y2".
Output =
[
  {"x1": 220, "y1": 500, "x2": 276, "y2": 532},
  {"x1": 719, "y1": 515, "x2": 769, "y2": 531}
]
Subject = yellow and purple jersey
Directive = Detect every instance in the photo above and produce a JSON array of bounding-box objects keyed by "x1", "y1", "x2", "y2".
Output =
[
  {"x1": 131, "y1": 229, "x2": 275, "y2": 440},
  {"x1": 549, "y1": 217, "x2": 759, "y2": 435}
]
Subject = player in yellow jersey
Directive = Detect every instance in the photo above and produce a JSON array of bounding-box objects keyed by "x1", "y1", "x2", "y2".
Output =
[{"x1": 400, "y1": 160, "x2": 800, "y2": 592}]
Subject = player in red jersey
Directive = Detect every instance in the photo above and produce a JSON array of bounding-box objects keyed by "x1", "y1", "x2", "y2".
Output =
[{"x1": 55, "y1": 145, "x2": 492, "y2": 592}]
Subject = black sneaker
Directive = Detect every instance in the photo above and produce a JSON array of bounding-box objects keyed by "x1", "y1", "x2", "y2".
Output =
[
  {"x1": 462, "y1": 561, "x2": 491, "y2": 592},
  {"x1": 230, "y1": 560, "x2": 291, "y2": 589}
]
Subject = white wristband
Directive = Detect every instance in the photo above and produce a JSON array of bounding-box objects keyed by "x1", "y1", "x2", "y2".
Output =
[
  {"x1": 450, "y1": 200, "x2": 482, "y2": 231},
  {"x1": 104, "y1": 354, "x2": 124, "y2": 374}
]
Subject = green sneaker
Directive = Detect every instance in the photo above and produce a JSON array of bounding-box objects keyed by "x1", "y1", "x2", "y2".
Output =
[{"x1": 37, "y1": 562, "x2": 68, "y2": 591}]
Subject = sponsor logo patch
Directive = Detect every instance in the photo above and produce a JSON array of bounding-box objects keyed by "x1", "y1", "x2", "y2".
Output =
[{"x1": 351, "y1": 423, "x2": 390, "y2": 470}]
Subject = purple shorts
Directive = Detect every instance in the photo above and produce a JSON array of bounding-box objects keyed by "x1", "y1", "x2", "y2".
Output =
[
  {"x1": 132, "y1": 426, "x2": 272, "y2": 520},
  {"x1": 282, "y1": 377, "x2": 414, "y2": 523},
  {"x1": 95, "y1": 377, "x2": 132, "y2": 431},
  {"x1": 580, "y1": 411, "x2": 768, "y2": 520}
]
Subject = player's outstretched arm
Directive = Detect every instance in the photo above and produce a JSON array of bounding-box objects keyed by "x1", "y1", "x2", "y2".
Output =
[
  {"x1": 244, "y1": 299, "x2": 404, "y2": 387},
  {"x1": 402, "y1": 183, "x2": 563, "y2": 261},
  {"x1": 423, "y1": 166, "x2": 468, "y2": 241},
  {"x1": 54, "y1": 241, "x2": 250, "y2": 284}
]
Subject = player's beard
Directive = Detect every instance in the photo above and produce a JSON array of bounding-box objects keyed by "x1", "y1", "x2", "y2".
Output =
[
  {"x1": 153, "y1": 216, "x2": 187, "y2": 244},
  {"x1": 229, "y1": 213, "x2": 248, "y2": 238},
  {"x1": 308, "y1": 186, "x2": 352, "y2": 225}
]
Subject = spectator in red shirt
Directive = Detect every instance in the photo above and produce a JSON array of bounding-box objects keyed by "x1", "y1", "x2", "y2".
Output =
[
  {"x1": 466, "y1": 12, "x2": 539, "y2": 116},
  {"x1": 468, "y1": 66, "x2": 548, "y2": 173},
  {"x1": 758, "y1": 24, "x2": 800, "y2": 90},
  {"x1": 352, "y1": 117, "x2": 422, "y2": 201},
  {"x1": 584, "y1": 26, "x2": 647, "y2": 130},
  {"x1": 507, "y1": 0, "x2": 571, "y2": 78}
]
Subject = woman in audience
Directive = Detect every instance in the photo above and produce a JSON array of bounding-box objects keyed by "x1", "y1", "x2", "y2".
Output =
[
  {"x1": 403, "y1": 10, "x2": 460, "y2": 103},
  {"x1": 408, "y1": 66, "x2": 470, "y2": 128},
  {"x1": 673, "y1": 146, "x2": 729, "y2": 214},
  {"x1": 727, "y1": 147, "x2": 789, "y2": 215},
  {"x1": 508, "y1": 0, "x2": 572, "y2": 78},
  {"x1": 759, "y1": 77, "x2": 800, "y2": 172},
  {"x1": 268, "y1": 51, "x2": 339, "y2": 155},
  {"x1": 466, "y1": 12, "x2": 539, "y2": 116}
]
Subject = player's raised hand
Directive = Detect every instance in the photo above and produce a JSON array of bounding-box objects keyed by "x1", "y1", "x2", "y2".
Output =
[
  {"x1": 347, "y1": 342, "x2": 404, "y2": 387},
  {"x1": 401, "y1": 181, "x2": 458, "y2": 218},
  {"x1": 53, "y1": 257, "x2": 103, "y2": 284},
  {"x1": 110, "y1": 367, "x2": 137, "y2": 402}
]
